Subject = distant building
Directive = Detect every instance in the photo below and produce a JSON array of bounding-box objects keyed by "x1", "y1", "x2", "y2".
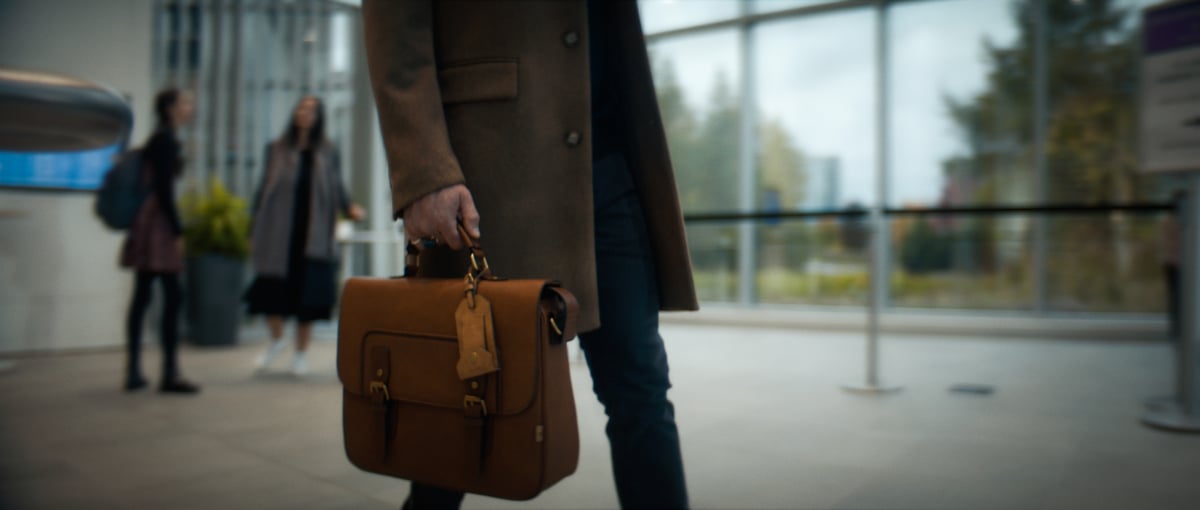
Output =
[{"x1": 801, "y1": 156, "x2": 840, "y2": 210}]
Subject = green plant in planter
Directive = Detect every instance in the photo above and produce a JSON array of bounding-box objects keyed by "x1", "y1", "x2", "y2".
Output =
[
  {"x1": 179, "y1": 179, "x2": 250, "y2": 259},
  {"x1": 179, "y1": 179, "x2": 250, "y2": 346}
]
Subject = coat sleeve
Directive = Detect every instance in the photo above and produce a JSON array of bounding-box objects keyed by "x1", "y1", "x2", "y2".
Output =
[
  {"x1": 249, "y1": 143, "x2": 272, "y2": 232},
  {"x1": 252, "y1": 143, "x2": 272, "y2": 214},
  {"x1": 361, "y1": 0, "x2": 464, "y2": 219},
  {"x1": 331, "y1": 148, "x2": 352, "y2": 216}
]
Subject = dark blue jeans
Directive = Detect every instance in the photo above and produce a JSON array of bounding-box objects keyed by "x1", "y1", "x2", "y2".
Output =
[{"x1": 406, "y1": 153, "x2": 688, "y2": 509}]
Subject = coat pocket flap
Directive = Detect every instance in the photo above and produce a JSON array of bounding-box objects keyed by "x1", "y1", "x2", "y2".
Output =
[{"x1": 438, "y1": 60, "x2": 518, "y2": 105}]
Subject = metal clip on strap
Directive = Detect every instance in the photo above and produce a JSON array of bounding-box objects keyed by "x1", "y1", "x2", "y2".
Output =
[
  {"x1": 369, "y1": 381, "x2": 390, "y2": 402},
  {"x1": 464, "y1": 394, "x2": 487, "y2": 416}
]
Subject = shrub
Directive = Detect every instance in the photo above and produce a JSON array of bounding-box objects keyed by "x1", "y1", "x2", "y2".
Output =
[{"x1": 179, "y1": 179, "x2": 250, "y2": 259}]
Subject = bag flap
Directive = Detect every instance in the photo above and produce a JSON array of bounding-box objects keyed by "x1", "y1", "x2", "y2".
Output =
[{"x1": 337, "y1": 276, "x2": 550, "y2": 416}]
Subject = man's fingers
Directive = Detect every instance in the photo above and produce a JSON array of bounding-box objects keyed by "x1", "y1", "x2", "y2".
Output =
[
  {"x1": 439, "y1": 213, "x2": 463, "y2": 250},
  {"x1": 459, "y1": 190, "x2": 481, "y2": 239},
  {"x1": 403, "y1": 184, "x2": 480, "y2": 250},
  {"x1": 402, "y1": 213, "x2": 422, "y2": 241},
  {"x1": 436, "y1": 192, "x2": 459, "y2": 248}
]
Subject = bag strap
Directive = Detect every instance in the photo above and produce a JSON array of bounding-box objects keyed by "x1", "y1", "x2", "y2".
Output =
[
  {"x1": 367, "y1": 345, "x2": 394, "y2": 463},
  {"x1": 403, "y1": 221, "x2": 492, "y2": 282},
  {"x1": 544, "y1": 286, "x2": 579, "y2": 344},
  {"x1": 463, "y1": 374, "x2": 488, "y2": 478}
]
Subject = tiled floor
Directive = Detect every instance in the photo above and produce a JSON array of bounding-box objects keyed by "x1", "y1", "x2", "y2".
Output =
[{"x1": 2, "y1": 322, "x2": 1199, "y2": 509}]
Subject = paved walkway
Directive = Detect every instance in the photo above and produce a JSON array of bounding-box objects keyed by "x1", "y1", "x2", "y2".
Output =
[{"x1": 2, "y1": 323, "x2": 1199, "y2": 509}]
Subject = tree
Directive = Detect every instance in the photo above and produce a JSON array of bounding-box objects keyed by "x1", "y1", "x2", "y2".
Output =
[
  {"x1": 651, "y1": 58, "x2": 741, "y2": 274},
  {"x1": 900, "y1": 218, "x2": 953, "y2": 274},
  {"x1": 758, "y1": 117, "x2": 807, "y2": 211},
  {"x1": 691, "y1": 70, "x2": 742, "y2": 212},
  {"x1": 944, "y1": 0, "x2": 1151, "y2": 205},
  {"x1": 941, "y1": 0, "x2": 1163, "y2": 310}
]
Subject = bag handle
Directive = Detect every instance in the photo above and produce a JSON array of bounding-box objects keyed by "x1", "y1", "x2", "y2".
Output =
[{"x1": 403, "y1": 221, "x2": 493, "y2": 285}]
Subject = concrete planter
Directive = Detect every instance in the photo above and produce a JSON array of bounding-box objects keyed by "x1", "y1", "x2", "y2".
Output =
[{"x1": 185, "y1": 254, "x2": 245, "y2": 346}]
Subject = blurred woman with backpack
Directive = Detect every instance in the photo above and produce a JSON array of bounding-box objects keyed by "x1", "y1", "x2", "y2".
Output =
[
  {"x1": 246, "y1": 95, "x2": 364, "y2": 376},
  {"x1": 119, "y1": 88, "x2": 200, "y2": 394}
]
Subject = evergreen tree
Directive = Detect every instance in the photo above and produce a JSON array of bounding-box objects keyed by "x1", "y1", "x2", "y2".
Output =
[{"x1": 942, "y1": 0, "x2": 1163, "y2": 310}]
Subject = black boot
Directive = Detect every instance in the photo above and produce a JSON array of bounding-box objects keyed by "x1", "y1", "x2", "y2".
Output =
[
  {"x1": 123, "y1": 375, "x2": 148, "y2": 392},
  {"x1": 159, "y1": 378, "x2": 201, "y2": 395}
]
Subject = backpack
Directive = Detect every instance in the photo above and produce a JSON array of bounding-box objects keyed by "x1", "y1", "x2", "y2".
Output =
[{"x1": 94, "y1": 149, "x2": 147, "y2": 230}]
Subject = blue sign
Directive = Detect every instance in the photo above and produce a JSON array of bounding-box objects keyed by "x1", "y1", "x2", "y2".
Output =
[{"x1": 0, "y1": 144, "x2": 121, "y2": 190}]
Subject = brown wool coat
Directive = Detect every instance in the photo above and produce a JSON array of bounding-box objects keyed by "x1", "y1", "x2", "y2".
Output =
[{"x1": 362, "y1": 0, "x2": 698, "y2": 332}]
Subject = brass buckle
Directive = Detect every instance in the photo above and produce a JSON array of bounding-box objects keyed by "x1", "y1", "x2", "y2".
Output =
[
  {"x1": 464, "y1": 395, "x2": 488, "y2": 417},
  {"x1": 469, "y1": 252, "x2": 490, "y2": 273},
  {"x1": 549, "y1": 316, "x2": 563, "y2": 336},
  {"x1": 369, "y1": 381, "x2": 390, "y2": 401}
]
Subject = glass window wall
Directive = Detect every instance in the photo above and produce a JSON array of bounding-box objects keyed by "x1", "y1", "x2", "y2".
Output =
[
  {"x1": 642, "y1": 0, "x2": 1173, "y2": 316},
  {"x1": 887, "y1": 0, "x2": 1034, "y2": 310},
  {"x1": 648, "y1": 30, "x2": 742, "y2": 215},
  {"x1": 752, "y1": 10, "x2": 875, "y2": 306},
  {"x1": 750, "y1": 0, "x2": 839, "y2": 15},
  {"x1": 639, "y1": 0, "x2": 743, "y2": 34}
]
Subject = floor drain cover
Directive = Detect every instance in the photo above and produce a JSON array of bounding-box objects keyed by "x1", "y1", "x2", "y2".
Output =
[{"x1": 949, "y1": 383, "x2": 995, "y2": 395}]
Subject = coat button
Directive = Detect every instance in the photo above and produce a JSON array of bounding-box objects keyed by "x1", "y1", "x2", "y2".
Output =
[
  {"x1": 563, "y1": 31, "x2": 580, "y2": 48},
  {"x1": 564, "y1": 131, "x2": 581, "y2": 147}
]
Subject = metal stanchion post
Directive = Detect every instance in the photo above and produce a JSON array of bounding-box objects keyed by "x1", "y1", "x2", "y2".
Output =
[
  {"x1": 1144, "y1": 175, "x2": 1200, "y2": 432},
  {"x1": 842, "y1": 213, "x2": 902, "y2": 395},
  {"x1": 1144, "y1": 194, "x2": 1186, "y2": 412}
]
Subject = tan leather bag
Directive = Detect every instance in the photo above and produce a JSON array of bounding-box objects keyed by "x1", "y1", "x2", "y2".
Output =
[{"x1": 337, "y1": 227, "x2": 580, "y2": 500}]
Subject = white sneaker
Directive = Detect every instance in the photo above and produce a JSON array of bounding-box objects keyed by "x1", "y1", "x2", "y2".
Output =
[
  {"x1": 255, "y1": 339, "x2": 290, "y2": 370},
  {"x1": 290, "y1": 352, "x2": 309, "y2": 376}
]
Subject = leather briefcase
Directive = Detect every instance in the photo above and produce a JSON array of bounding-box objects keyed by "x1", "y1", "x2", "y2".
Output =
[{"x1": 337, "y1": 226, "x2": 580, "y2": 500}]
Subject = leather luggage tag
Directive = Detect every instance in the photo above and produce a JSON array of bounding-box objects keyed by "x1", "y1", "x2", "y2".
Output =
[{"x1": 455, "y1": 294, "x2": 500, "y2": 380}]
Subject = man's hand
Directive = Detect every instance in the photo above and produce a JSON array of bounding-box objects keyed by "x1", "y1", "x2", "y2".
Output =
[
  {"x1": 403, "y1": 184, "x2": 480, "y2": 250},
  {"x1": 348, "y1": 203, "x2": 367, "y2": 222}
]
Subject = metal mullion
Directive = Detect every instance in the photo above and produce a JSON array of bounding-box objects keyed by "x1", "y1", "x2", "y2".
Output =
[
  {"x1": 265, "y1": 0, "x2": 281, "y2": 147},
  {"x1": 191, "y1": 0, "x2": 212, "y2": 186},
  {"x1": 151, "y1": 0, "x2": 168, "y2": 90},
  {"x1": 1032, "y1": 0, "x2": 1049, "y2": 314},
  {"x1": 211, "y1": 0, "x2": 229, "y2": 189},
  {"x1": 190, "y1": 0, "x2": 207, "y2": 182},
  {"x1": 736, "y1": 4, "x2": 757, "y2": 306},
  {"x1": 318, "y1": 0, "x2": 331, "y2": 94},
  {"x1": 168, "y1": 0, "x2": 184, "y2": 90},
  {"x1": 171, "y1": 0, "x2": 184, "y2": 89},
  {"x1": 183, "y1": 0, "x2": 199, "y2": 96},
  {"x1": 244, "y1": 0, "x2": 262, "y2": 199},
  {"x1": 645, "y1": 0, "x2": 876, "y2": 42},
  {"x1": 227, "y1": 0, "x2": 245, "y2": 197},
  {"x1": 289, "y1": 0, "x2": 301, "y2": 96},
  {"x1": 304, "y1": 0, "x2": 315, "y2": 93}
]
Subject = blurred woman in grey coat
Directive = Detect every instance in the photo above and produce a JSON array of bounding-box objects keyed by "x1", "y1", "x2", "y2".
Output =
[{"x1": 246, "y1": 96, "x2": 364, "y2": 375}]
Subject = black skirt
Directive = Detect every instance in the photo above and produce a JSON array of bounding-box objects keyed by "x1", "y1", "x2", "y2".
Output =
[
  {"x1": 245, "y1": 258, "x2": 336, "y2": 322},
  {"x1": 245, "y1": 148, "x2": 336, "y2": 322}
]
